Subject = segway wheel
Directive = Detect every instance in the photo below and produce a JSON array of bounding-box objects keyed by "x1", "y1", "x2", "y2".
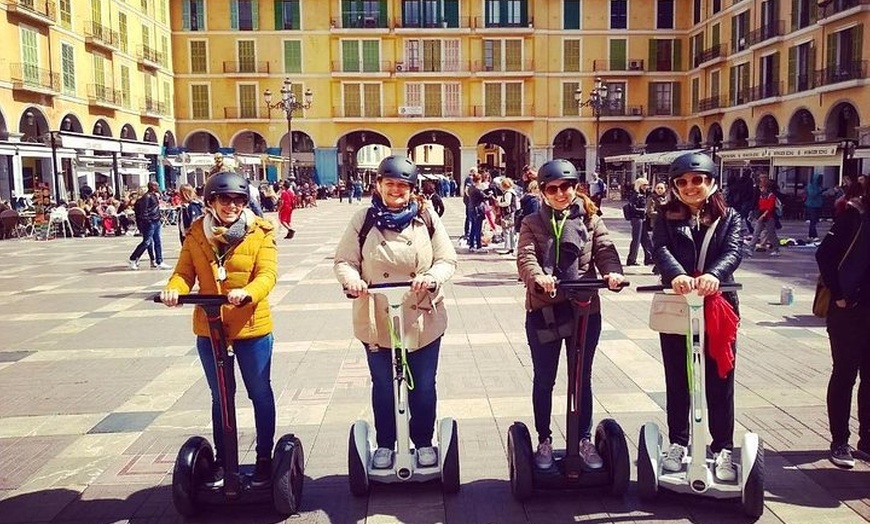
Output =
[
  {"x1": 441, "y1": 419, "x2": 461, "y2": 494},
  {"x1": 636, "y1": 425, "x2": 659, "y2": 502},
  {"x1": 594, "y1": 419, "x2": 630, "y2": 496},
  {"x1": 172, "y1": 436, "x2": 213, "y2": 517},
  {"x1": 273, "y1": 434, "x2": 305, "y2": 516},
  {"x1": 507, "y1": 422, "x2": 534, "y2": 501},
  {"x1": 742, "y1": 439, "x2": 765, "y2": 518},
  {"x1": 348, "y1": 422, "x2": 370, "y2": 497}
]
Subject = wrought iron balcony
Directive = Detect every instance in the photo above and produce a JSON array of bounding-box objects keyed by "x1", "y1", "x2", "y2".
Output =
[
  {"x1": 819, "y1": 0, "x2": 870, "y2": 19},
  {"x1": 224, "y1": 107, "x2": 266, "y2": 119},
  {"x1": 332, "y1": 60, "x2": 393, "y2": 73},
  {"x1": 695, "y1": 43, "x2": 726, "y2": 66},
  {"x1": 332, "y1": 11, "x2": 388, "y2": 29},
  {"x1": 87, "y1": 84, "x2": 122, "y2": 108},
  {"x1": 748, "y1": 82, "x2": 782, "y2": 102},
  {"x1": 815, "y1": 60, "x2": 868, "y2": 86},
  {"x1": 84, "y1": 21, "x2": 119, "y2": 51},
  {"x1": 393, "y1": 15, "x2": 470, "y2": 29},
  {"x1": 787, "y1": 73, "x2": 816, "y2": 94},
  {"x1": 5, "y1": 0, "x2": 56, "y2": 25},
  {"x1": 745, "y1": 20, "x2": 785, "y2": 47},
  {"x1": 592, "y1": 59, "x2": 645, "y2": 72},
  {"x1": 698, "y1": 96, "x2": 723, "y2": 112},
  {"x1": 137, "y1": 45, "x2": 164, "y2": 69},
  {"x1": 472, "y1": 59, "x2": 533, "y2": 73},
  {"x1": 142, "y1": 97, "x2": 167, "y2": 116},
  {"x1": 10, "y1": 63, "x2": 59, "y2": 94},
  {"x1": 222, "y1": 61, "x2": 270, "y2": 74}
]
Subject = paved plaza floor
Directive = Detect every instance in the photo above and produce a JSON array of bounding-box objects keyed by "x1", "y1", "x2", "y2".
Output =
[{"x1": 0, "y1": 197, "x2": 866, "y2": 524}]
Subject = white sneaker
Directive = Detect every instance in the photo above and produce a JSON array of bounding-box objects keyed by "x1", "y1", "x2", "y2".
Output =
[
  {"x1": 417, "y1": 446, "x2": 437, "y2": 467},
  {"x1": 579, "y1": 438, "x2": 603, "y2": 469},
  {"x1": 534, "y1": 439, "x2": 554, "y2": 470},
  {"x1": 662, "y1": 443, "x2": 686, "y2": 472},
  {"x1": 714, "y1": 449, "x2": 737, "y2": 481},
  {"x1": 155, "y1": 262, "x2": 172, "y2": 270},
  {"x1": 127, "y1": 260, "x2": 139, "y2": 270},
  {"x1": 372, "y1": 447, "x2": 393, "y2": 469}
]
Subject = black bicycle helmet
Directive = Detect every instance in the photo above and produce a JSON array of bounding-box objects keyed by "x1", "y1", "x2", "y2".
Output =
[
  {"x1": 538, "y1": 159, "x2": 579, "y2": 187},
  {"x1": 668, "y1": 152, "x2": 715, "y2": 181},
  {"x1": 203, "y1": 172, "x2": 250, "y2": 203},
  {"x1": 377, "y1": 155, "x2": 418, "y2": 186}
]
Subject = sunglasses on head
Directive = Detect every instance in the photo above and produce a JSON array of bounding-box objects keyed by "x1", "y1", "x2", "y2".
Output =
[
  {"x1": 544, "y1": 181, "x2": 575, "y2": 195},
  {"x1": 215, "y1": 194, "x2": 248, "y2": 207},
  {"x1": 673, "y1": 175, "x2": 707, "y2": 189}
]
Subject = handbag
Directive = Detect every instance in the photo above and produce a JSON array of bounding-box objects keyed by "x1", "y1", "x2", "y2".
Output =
[
  {"x1": 812, "y1": 276, "x2": 830, "y2": 318},
  {"x1": 648, "y1": 218, "x2": 720, "y2": 334}
]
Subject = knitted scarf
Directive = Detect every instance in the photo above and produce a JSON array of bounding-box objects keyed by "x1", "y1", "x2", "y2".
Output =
[
  {"x1": 370, "y1": 193, "x2": 419, "y2": 233},
  {"x1": 203, "y1": 207, "x2": 254, "y2": 253},
  {"x1": 539, "y1": 201, "x2": 589, "y2": 281}
]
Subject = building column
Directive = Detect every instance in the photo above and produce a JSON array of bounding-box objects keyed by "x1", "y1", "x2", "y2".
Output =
[
  {"x1": 529, "y1": 146, "x2": 550, "y2": 172},
  {"x1": 7, "y1": 133, "x2": 25, "y2": 198},
  {"x1": 777, "y1": 133, "x2": 790, "y2": 145},
  {"x1": 813, "y1": 129, "x2": 827, "y2": 143},
  {"x1": 460, "y1": 146, "x2": 477, "y2": 180},
  {"x1": 314, "y1": 147, "x2": 338, "y2": 186},
  {"x1": 856, "y1": 125, "x2": 870, "y2": 146},
  {"x1": 585, "y1": 144, "x2": 598, "y2": 181}
]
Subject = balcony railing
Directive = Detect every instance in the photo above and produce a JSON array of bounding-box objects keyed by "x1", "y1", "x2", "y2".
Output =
[
  {"x1": 142, "y1": 97, "x2": 166, "y2": 116},
  {"x1": 815, "y1": 60, "x2": 869, "y2": 86},
  {"x1": 333, "y1": 11, "x2": 388, "y2": 29},
  {"x1": 394, "y1": 60, "x2": 471, "y2": 73},
  {"x1": 332, "y1": 60, "x2": 393, "y2": 73},
  {"x1": 647, "y1": 105, "x2": 680, "y2": 116},
  {"x1": 748, "y1": 82, "x2": 782, "y2": 102},
  {"x1": 695, "y1": 43, "x2": 726, "y2": 66},
  {"x1": 222, "y1": 61, "x2": 270, "y2": 74},
  {"x1": 594, "y1": 105, "x2": 644, "y2": 117},
  {"x1": 10, "y1": 63, "x2": 59, "y2": 92},
  {"x1": 471, "y1": 105, "x2": 535, "y2": 117},
  {"x1": 393, "y1": 15, "x2": 470, "y2": 29},
  {"x1": 819, "y1": 0, "x2": 870, "y2": 19},
  {"x1": 84, "y1": 20, "x2": 118, "y2": 50},
  {"x1": 698, "y1": 95, "x2": 722, "y2": 112},
  {"x1": 473, "y1": 16, "x2": 533, "y2": 29},
  {"x1": 729, "y1": 88, "x2": 751, "y2": 106},
  {"x1": 592, "y1": 59, "x2": 645, "y2": 72},
  {"x1": 137, "y1": 45, "x2": 164, "y2": 68},
  {"x1": 224, "y1": 107, "x2": 265, "y2": 119},
  {"x1": 745, "y1": 20, "x2": 785, "y2": 47},
  {"x1": 787, "y1": 73, "x2": 816, "y2": 94},
  {"x1": 87, "y1": 84, "x2": 122, "y2": 107},
  {"x1": 472, "y1": 59, "x2": 533, "y2": 73},
  {"x1": 6, "y1": 0, "x2": 56, "y2": 24}
]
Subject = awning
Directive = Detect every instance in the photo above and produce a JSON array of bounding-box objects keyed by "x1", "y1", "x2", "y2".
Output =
[
  {"x1": 634, "y1": 149, "x2": 703, "y2": 165},
  {"x1": 717, "y1": 144, "x2": 842, "y2": 167},
  {"x1": 851, "y1": 147, "x2": 870, "y2": 159},
  {"x1": 235, "y1": 154, "x2": 262, "y2": 165},
  {"x1": 604, "y1": 153, "x2": 640, "y2": 163}
]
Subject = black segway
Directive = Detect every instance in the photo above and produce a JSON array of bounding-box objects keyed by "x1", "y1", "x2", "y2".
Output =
[
  {"x1": 152, "y1": 294, "x2": 304, "y2": 517},
  {"x1": 508, "y1": 278, "x2": 631, "y2": 500},
  {"x1": 635, "y1": 284, "x2": 764, "y2": 518}
]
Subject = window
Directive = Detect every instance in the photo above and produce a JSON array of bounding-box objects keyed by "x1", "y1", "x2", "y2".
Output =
[
  {"x1": 61, "y1": 42, "x2": 75, "y2": 94},
  {"x1": 691, "y1": 77, "x2": 699, "y2": 112},
  {"x1": 160, "y1": 35, "x2": 169, "y2": 66},
  {"x1": 163, "y1": 82, "x2": 171, "y2": 115},
  {"x1": 141, "y1": 0, "x2": 149, "y2": 14},
  {"x1": 758, "y1": 52, "x2": 779, "y2": 97},
  {"x1": 648, "y1": 39, "x2": 681, "y2": 71},
  {"x1": 424, "y1": 84, "x2": 442, "y2": 117},
  {"x1": 142, "y1": 25, "x2": 151, "y2": 49},
  {"x1": 564, "y1": 39, "x2": 581, "y2": 72},
  {"x1": 191, "y1": 84, "x2": 210, "y2": 119},
  {"x1": 237, "y1": 40, "x2": 256, "y2": 73},
  {"x1": 484, "y1": 39, "x2": 523, "y2": 71},
  {"x1": 283, "y1": 40, "x2": 301, "y2": 73},
  {"x1": 183, "y1": 0, "x2": 205, "y2": 31},
  {"x1": 484, "y1": 0, "x2": 527, "y2": 28},
  {"x1": 143, "y1": 73, "x2": 153, "y2": 101},
  {"x1": 190, "y1": 41, "x2": 207, "y2": 73},
  {"x1": 342, "y1": 40, "x2": 381, "y2": 72},
  {"x1": 562, "y1": 81, "x2": 579, "y2": 116},
  {"x1": 730, "y1": 63, "x2": 750, "y2": 105},
  {"x1": 826, "y1": 26, "x2": 863, "y2": 82},
  {"x1": 59, "y1": 0, "x2": 72, "y2": 29},
  {"x1": 401, "y1": 0, "x2": 459, "y2": 28},
  {"x1": 484, "y1": 40, "x2": 501, "y2": 71},
  {"x1": 120, "y1": 65, "x2": 130, "y2": 107},
  {"x1": 609, "y1": 39, "x2": 627, "y2": 70},
  {"x1": 342, "y1": 83, "x2": 381, "y2": 118},
  {"x1": 405, "y1": 82, "x2": 460, "y2": 117},
  {"x1": 343, "y1": 0, "x2": 386, "y2": 28},
  {"x1": 787, "y1": 41, "x2": 814, "y2": 92},
  {"x1": 444, "y1": 83, "x2": 460, "y2": 116},
  {"x1": 276, "y1": 0, "x2": 300, "y2": 30},
  {"x1": 710, "y1": 69, "x2": 720, "y2": 100},
  {"x1": 564, "y1": 0, "x2": 581, "y2": 30},
  {"x1": 406, "y1": 38, "x2": 460, "y2": 72},
  {"x1": 712, "y1": 0, "x2": 721, "y2": 14},
  {"x1": 657, "y1": 0, "x2": 674, "y2": 29},
  {"x1": 93, "y1": 54, "x2": 106, "y2": 87},
  {"x1": 610, "y1": 0, "x2": 627, "y2": 29},
  {"x1": 239, "y1": 84, "x2": 258, "y2": 118},
  {"x1": 232, "y1": 0, "x2": 258, "y2": 31},
  {"x1": 159, "y1": 0, "x2": 166, "y2": 23},
  {"x1": 484, "y1": 81, "x2": 523, "y2": 117},
  {"x1": 732, "y1": 10, "x2": 750, "y2": 53},
  {"x1": 505, "y1": 40, "x2": 522, "y2": 71},
  {"x1": 693, "y1": 0, "x2": 700, "y2": 25},
  {"x1": 91, "y1": 0, "x2": 102, "y2": 24},
  {"x1": 648, "y1": 82, "x2": 679, "y2": 115},
  {"x1": 20, "y1": 28, "x2": 39, "y2": 85},
  {"x1": 422, "y1": 40, "x2": 441, "y2": 72},
  {"x1": 119, "y1": 12, "x2": 128, "y2": 52},
  {"x1": 691, "y1": 33, "x2": 704, "y2": 67}
]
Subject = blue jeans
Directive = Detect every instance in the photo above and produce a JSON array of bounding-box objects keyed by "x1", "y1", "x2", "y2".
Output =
[
  {"x1": 526, "y1": 305, "x2": 602, "y2": 443},
  {"x1": 366, "y1": 337, "x2": 441, "y2": 449},
  {"x1": 130, "y1": 220, "x2": 163, "y2": 264},
  {"x1": 464, "y1": 204, "x2": 473, "y2": 238},
  {"x1": 197, "y1": 334, "x2": 276, "y2": 461},
  {"x1": 469, "y1": 212, "x2": 484, "y2": 249},
  {"x1": 806, "y1": 206, "x2": 821, "y2": 238}
]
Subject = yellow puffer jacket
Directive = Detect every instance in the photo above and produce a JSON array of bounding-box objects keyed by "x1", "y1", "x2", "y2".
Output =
[{"x1": 164, "y1": 212, "x2": 278, "y2": 340}]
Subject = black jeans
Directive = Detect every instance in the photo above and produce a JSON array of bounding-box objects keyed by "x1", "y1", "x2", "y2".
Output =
[
  {"x1": 826, "y1": 303, "x2": 870, "y2": 449},
  {"x1": 660, "y1": 333, "x2": 735, "y2": 453},
  {"x1": 627, "y1": 218, "x2": 653, "y2": 265}
]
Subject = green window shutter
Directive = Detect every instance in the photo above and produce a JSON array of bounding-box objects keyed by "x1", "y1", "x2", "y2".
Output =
[
  {"x1": 342, "y1": 40, "x2": 359, "y2": 71},
  {"x1": 231, "y1": 1, "x2": 239, "y2": 29},
  {"x1": 344, "y1": 83, "x2": 360, "y2": 117},
  {"x1": 610, "y1": 39, "x2": 627, "y2": 71},
  {"x1": 787, "y1": 46, "x2": 796, "y2": 92},
  {"x1": 182, "y1": 1, "x2": 190, "y2": 30},
  {"x1": 274, "y1": 0, "x2": 282, "y2": 29},
  {"x1": 673, "y1": 39, "x2": 682, "y2": 71},
  {"x1": 364, "y1": 84, "x2": 380, "y2": 117},
  {"x1": 731, "y1": 15, "x2": 737, "y2": 53},
  {"x1": 362, "y1": 40, "x2": 379, "y2": 72},
  {"x1": 252, "y1": 0, "x2": 259, "y2": 29},
  {"x1": 564, "y1": 40, "x2": 580, "y2": 72},
  {"x1": 741, "y1": 64, "x2": 750, "y2": 99},
  {"x1": 648, "y1": 82, "x2": 656, "y2": 113},
  {"x1": 485, "y1": 83, "x2": 501, "y2": 116},
  {"x1": 424, "y1": 83, "x2": 442, "y2": 117},
  {"x1": 284, "y1": 40, "x2": 301, "y2": 73},
  {"x1": 291, "y1": 0, "x2": 300, "y2": 29},
  {"x1": 505, "y1": 82, "x2": 522, "y2": 116},
  {"x1": 564, "y1": 0, "x2": 580, "y2": 30},
  {"x1": 648, "y1": 40, "x2": 658, "y2": 72},
  {"x1": 520, "y1": 0, "x2": 528, "y2": 26},
  {"x1": 505, "y1": 40, "x2": 522, "y2": 71},
  {"x1": 672, "y1": 82, "x2": 681, "y2": 115},
  {"x1": 445, "y1": 0, "x2": 459, "y2": 27},
  {"x1": 790, "y1": 0, "x2": 798, "y2": 31},
  {"x1": 379, "y1": 0, "x2": 387, "y2": 26},
  {"x1": 772, "y1": 51, "x2": 780, "y2": 85},
  {"x1": 827, "y1": 32, "x2": 836, "y2": 70},
  {"x1": 712, "y1": 23, "x2": 720, "y2": 46},
  {"x1": 563, "y1": 81, "x2": 579, "y2": 116},
  {"x1": 854, "y1": 25, "x2": 863, "y2": 62}
]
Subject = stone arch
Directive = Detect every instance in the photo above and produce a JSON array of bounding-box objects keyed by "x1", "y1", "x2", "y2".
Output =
[
  {"x1": 787, "y1": 108, "x2": 816, "y2": 144},
  {"x1": 477, "y1": 128, "x2": 531, "y2": 179},
  {"x1": 162, "y1": 130, "x2": 177, "y2": 149},
  {"x1": 824, "y1": 101, "x2": 860, "y2": 140},
  {"x1": 553, "y1": 128, "x2": 589, "y2": 173},
  {"x1": 58, "y1": 113, "x2": 84, "y2": 133},
  {"x1": 645, "y1": 127, "x2": 679, "y2": 153},
  {"x1": 120, "y1": 123, "x2": 137, "y2": 141},
  {"x1": 18, "y1": 106, "x2": 50, "y2": 142},
  {"x1": 688, "y1": 126, "x2": 703, "y2": 147},
  {"x1": 230, "y1": 130, "x2": 268, "y2": 154},
  {"x1": 707, "y1": 122, "x2": 724, "y2": 147},
  {"x1": 92, "y1": 119, "x2": 112, "y2": 137},
  {"x1": 728, "y1": 119, "x2": 749, "y2": 148},
  {"x1": 183, "y1": 130, "x2": 221, "y2": 152},
  {"x1": 407, "y1": 129, "x2": 462, "y2": 183},
  {"x1": 755, "y1": 114, "x2": 779, "y2": 145},
  {"x1": 143, "y1": 127, "x2": 158, "y2": 143}
]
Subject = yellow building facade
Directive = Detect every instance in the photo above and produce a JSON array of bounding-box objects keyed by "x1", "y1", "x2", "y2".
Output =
[{"x1": 0, "y1": 0, "x2": 175, "y2": 202}]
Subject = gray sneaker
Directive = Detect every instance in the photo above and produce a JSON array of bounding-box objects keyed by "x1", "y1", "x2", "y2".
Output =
[
  {"x1": 662, "y1": 443, "x2": 686, "y2": 472},
  {"x1": 372, "y1": 447, "x2": 393, "y2": 469},
  {"x1": 579, "y1": 438, "x2": 603, "y2": 469},
  {"x1": 534, "y1": 439, "x2": 554, "y2": 470},
  {"x1": 714, "y1": 449, "x2": 737, "y2": 481},
  {"x1": 831, "y1": 444, "x2": 855, "y2": 469}
]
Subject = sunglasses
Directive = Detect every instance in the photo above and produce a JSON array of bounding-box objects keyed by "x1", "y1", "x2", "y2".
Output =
[
  {"x1": 673, "y1": 175, "x2": 707, "y2": 189},
  {"x1": 215, "y1": 194, "x2": 248, "y2": 207},
  {"x1": 544, "y1": 182, "x2": 575, "y2": 196}
]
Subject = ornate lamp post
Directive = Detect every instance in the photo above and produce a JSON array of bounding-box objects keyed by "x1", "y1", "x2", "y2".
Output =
[
  {"x1": 263, "y1": 78, "x2": 313, "y2": 180},
  {"x1": 575, "y1": 77, "x2": 623, "y2": 178}
]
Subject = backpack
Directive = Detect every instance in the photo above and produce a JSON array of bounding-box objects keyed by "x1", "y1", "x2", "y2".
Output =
[
  {"x1": 358, "y1": 207, "x2": 436, "y2": 250},
  {"x1": 181, "y1": 201, "x2": 204, "y2": 231}
]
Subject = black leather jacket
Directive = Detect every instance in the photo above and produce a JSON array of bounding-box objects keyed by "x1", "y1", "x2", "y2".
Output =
[{"x1": 652, "y1": 206, "x2": 744, "y2": 313}]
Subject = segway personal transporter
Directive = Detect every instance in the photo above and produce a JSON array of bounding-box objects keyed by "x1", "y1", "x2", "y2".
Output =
[
  {"x1": 635, "y1": 284, "x2": 764, "y2": 518},
  {"x1": 152, "y1": 294, "x2": 304, "y2": 517},
  {"x1": 507, "y1": 278, "x2": 631, "y2": 501},
  {"x1": 346, "y1": 282, "x2": 460, "y2": 495}
]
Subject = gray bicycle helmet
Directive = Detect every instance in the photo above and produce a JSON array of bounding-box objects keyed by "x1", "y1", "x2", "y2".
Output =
[
  {"x1": 377, "y1": 155, "x2": 418, "y2": 185},
  {"x1": 668, "y1": 152, "x2": 715, "y2": 181},
  {"x1": 203, "y1": 172, "x2": 250, "y2": 203},
  {"x1": 538, "y1": 159, "x2": 580, "y2": 187}
]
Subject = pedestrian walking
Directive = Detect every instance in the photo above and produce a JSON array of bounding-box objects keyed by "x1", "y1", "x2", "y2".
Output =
[
  {"x1": 804, "y1": 173, "x2": 825, "y2": 241},
  {"x1": 626, "y1": 177, "x2": 654, "y2": 266},
  {"x1": 277, "y1": 180, "x2": 296, "y2": 239},
  {"x1": 128, "y1": 181, "x2": 169, "y2": 270},
  {"x1": 745, "y1": 174, "x2": 782, "y2": 257},
  {"x1": 588, "y1": 171, "x2": 607, "y2": 212},
  {"x1": 177, "y1": 183, "x2": 204, "y2": 244},
  {"x1": 496, "y1": 177, "x2": 519, "y2": 255}
]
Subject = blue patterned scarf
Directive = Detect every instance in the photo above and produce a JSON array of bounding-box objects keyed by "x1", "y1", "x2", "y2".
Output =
[{"x1": 371, "y1": 193, "x2": 419, "y2": 233}]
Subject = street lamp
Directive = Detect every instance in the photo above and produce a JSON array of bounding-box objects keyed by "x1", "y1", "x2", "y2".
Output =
[
  {"x1": 575, "y1": 77, "x2": 623, "y2": 178},
  {"x1": 264, "y1": 78, "x2": 313, "y2": 180}
]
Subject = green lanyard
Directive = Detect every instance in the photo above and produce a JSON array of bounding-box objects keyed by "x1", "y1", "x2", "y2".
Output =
[{"x1": 550, "y1": 211, "x2": 569, "y2": 266}]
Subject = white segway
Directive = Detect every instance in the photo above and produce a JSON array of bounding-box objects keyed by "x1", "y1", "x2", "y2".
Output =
[
  {"x1": 346, "y1": 282, "x2": 460, "y2": 495},
  {"x1": 636, "y1": 283, "x2": 764, "y2": 518}
]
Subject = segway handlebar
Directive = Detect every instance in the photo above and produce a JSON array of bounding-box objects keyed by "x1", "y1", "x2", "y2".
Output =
[
  {"x1": 636, "y1": 283, "x2": 743, "y2": 293},
  {"x1": 344, "y1": 281, "x2": 437, "y2": 299},
  {"x1": 151, "y1": 294, "x2": 252, "y2": 306},
  {"x1": 533, "y1": 278, "x2": 630, "y2": 294}
]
